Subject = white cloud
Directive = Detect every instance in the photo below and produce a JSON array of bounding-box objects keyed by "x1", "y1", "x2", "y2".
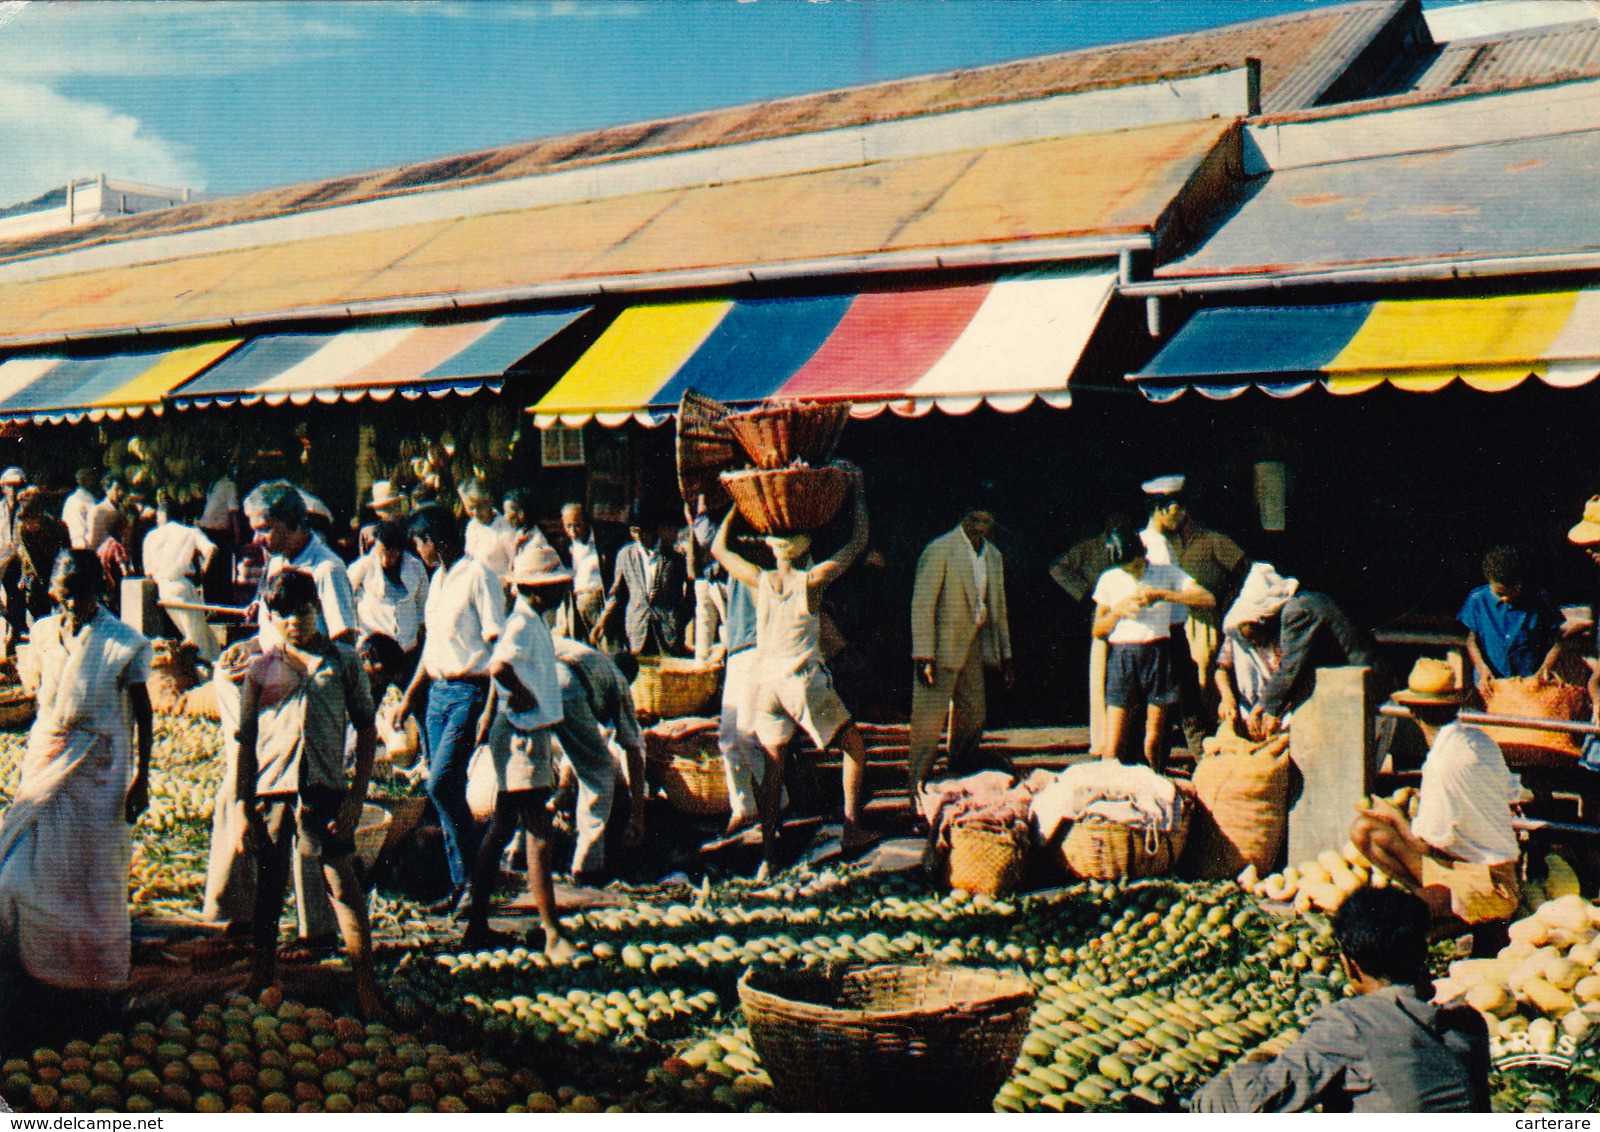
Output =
[
  {"x1": 0, "y1": 79, "x2": 203, "y2": 206},
  {"x1": 1, "y1": 2, "x2": 364, "y2": 79}
]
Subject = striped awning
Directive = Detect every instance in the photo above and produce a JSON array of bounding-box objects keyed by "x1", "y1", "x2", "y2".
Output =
[
  {"x1": 0, "y1": 339, "x2": 241, "y2": 424},
  {"x1": 170, "y1": 308, "x2": 588, "y2": 408},
  {"x1": 1131, "y1": 291, "x2": 1600, "y2": 401},
  {"x1": 530, "y1": 265, "x2": 1116, "y2": 427}
]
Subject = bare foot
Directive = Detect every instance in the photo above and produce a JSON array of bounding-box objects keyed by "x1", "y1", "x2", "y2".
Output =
[
  {"x1": 840, "y1": 821, "x2": 879, "y2": 854},
  {"x1": 543, "y1": 932, "x2": 578, "y2": 964}
]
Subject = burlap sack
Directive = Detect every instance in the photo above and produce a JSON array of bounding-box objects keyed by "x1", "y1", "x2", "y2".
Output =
[
  {"x1": 1183, "y1": 732, "x2": 1290, "y2": 879},
  {"x1": 148, "y1": 639, "x2": 200, "y2": 714},
  {"x1": 1482, "y1": 676, "x2": 1588, "y2": 765}
]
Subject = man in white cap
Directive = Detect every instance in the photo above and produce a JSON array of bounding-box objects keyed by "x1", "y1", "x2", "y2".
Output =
[
  {"x1": 1215, "y1": 563, "x2": 1298, "y2": 730},
  {"x1": 1141, "y1": 474, "x2": 1250, "y2": 751},
  {"x1": 0, "y1": 467, "x2": 27, "y2": 652}
]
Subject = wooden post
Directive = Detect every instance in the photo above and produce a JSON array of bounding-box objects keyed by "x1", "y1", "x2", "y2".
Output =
[
  {"x1": 121, "y1": 577, "x2": 159, "y2": 637},
  {"x1": 1287, "y1": 666, "x2": 1373, "y2": 866}
]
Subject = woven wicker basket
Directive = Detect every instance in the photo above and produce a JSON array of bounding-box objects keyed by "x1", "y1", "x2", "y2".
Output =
[
  {"x1": 354, "y1": 804, "x2": 393, "y2": 872},
  {"x1": 721, "y1": 466, "x2": 851, "y2": 535},
  {"x1": 725, "y1": 401, "x2": 850, "y2": 470},
  {"x1": 947, "y1": 822, "x2": 1027, "y2": 897},
  {"x1": 1062, "y1": 804, "x2": 1192, "y2": 882},
  {"x1": 631, "y1": 657, "x2": 722, "y2": 719},
  {"x1": 676, "y1": 389, "x2": 738, "y2": 510},
  {"x1": 739, "y1": 962, "x2": 1035, "y2": 1112},
  {"x1": 650, "y1": 755, "x2": 731, "y2": 817}
]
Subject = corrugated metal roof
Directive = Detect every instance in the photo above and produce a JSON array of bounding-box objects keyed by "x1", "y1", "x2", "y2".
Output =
[
  {"x1": 0, "y1": 0, "x2": 1411, "y2": 266},
  {"x1": 0, "y1": 119, "x2": 1235, "y2": 346},
  {"x1": 1154, "y1": 122, "x2": 1600, "y2": 279},
  {"x1": 1416, "y1": 19, "x2": 1600, "y2": 90}
]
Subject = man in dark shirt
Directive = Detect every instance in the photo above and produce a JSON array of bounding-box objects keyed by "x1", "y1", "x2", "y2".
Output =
[
  {"x1": 1192, "y1": 886, "x2": 1490, "y2": 1112},
  {"x1": 1232, "y1": 589, "x2": 1378, "y2": 739}
]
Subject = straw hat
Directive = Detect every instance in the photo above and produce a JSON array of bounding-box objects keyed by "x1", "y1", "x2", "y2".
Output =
[
  {"x1": 368, "y1": 481, "x2": 406, "y2": 514},
  {"x1": 504, "y1": 543, "x2": 573, "y2": 587},
  {"x1": 1390, "y1": 657, "x2": 1467, "y2": 706},
  {"x1": 1570, "y1": 495, "x2": 1600, "y2": 546}
]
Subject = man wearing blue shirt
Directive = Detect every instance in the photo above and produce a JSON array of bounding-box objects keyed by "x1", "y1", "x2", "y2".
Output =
[{"x1": 1457, "y1": 545, "x2": 1565, "y2": 696}]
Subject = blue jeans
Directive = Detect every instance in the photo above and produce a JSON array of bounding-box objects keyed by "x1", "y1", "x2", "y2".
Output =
[{"x1": 423, "y1": 678, "x2": 488, "y2": 888}]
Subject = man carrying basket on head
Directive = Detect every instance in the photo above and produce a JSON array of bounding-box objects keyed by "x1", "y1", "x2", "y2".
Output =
[{"x1": 711, "y1": 462, "x2": 874, "y2": 873}]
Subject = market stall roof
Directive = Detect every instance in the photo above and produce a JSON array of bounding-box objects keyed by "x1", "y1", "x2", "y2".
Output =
[
  {"x1": 0, "y1": 112, "x2": 1239, "y2": 350},
  {"x1": 0, "y1": 1, "x2": 1417, "y2": 271},
  {"x1": 0, "y1": 340, "x2": 241, "y2": 424},
  {"x1": 531, "y1": 265, "x2": 1114, "y2": 427},
  {"x1": 1137, "y1": 74, "x2": 1600, "y2": 290},
  {"x1": 1128, "y1": 289, "x2": 1600, "y2": 400},
  {"x1": 165, "y1": 308, "x2": 589, "y2": 408},
  {"x1": 1413, "y1": 17, "x2": 1600, "y2": 93}
]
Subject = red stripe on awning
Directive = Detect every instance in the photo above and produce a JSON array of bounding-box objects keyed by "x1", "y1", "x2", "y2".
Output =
[{"x1": 776, "y1": 284, "x2": 992, "y2": 399}]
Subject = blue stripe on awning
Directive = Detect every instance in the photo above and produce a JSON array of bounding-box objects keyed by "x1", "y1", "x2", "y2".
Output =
[
  {"x1": 421, "y1": 310, "x2": 588, "y2": 382},
  {"x1": 652, "y1": 293, "x2": 855, "y2": 407},
  {"x1": 1135, "y1": 303, "x2": 1376, "y2": 381},
  {"x1": 0, "y1": 354, "x2": 148, "y2": 412},
  {"x1": 174, "y1": 335, "x2": 332, "y2": 399}
]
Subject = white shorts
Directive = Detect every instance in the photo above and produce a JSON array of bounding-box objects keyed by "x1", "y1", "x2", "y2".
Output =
[
  {"x1": 753, "y1": 662, "x2": 851, "y2": 751},
  {"x1": 490, "y1": 717, "x2": 555, "y2": 793}
]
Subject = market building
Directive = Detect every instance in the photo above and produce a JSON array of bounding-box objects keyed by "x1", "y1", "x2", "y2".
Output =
[{"x1": 0, "y1": 0, "x2": 1592, "y2": 723}]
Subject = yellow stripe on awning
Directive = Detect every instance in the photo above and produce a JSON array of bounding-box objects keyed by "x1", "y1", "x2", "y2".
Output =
[
  {"x1": 92, "y1": 339, "x2": 242, "y2": 407},
  {"x1": 533, "y1": 301, "x2": 731, "y2": 416},
  {"x1": 1327, "y1": 292, "x2": 1579, "y2": 374}
]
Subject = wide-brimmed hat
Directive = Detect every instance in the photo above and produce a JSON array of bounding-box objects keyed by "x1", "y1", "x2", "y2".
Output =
[
  {"x1": 504, "y1": 543, "x2": 573, "y2": 587},
  {"x1": 0, "y1": 467, "x2": 25, "y2": 487},
  {"x1": 1390, "y1": 657, "x2": 1468, "y2": 706},
  {"x1": 1571, "y1": 495, "x2": 1600, "y2": 546},
  {"x1": 368, "y1": 481, "x2": 406, "y2": 512}
]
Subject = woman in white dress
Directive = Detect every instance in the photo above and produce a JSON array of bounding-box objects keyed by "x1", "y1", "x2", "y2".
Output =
[{"x1": 0, "y1": 549, "x2": 153, "y2": 990}]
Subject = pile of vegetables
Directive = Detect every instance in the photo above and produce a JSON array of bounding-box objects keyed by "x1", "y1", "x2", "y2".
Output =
[{"x1": 2, "y1": 714, "x2": 1599, "y2": 1112}]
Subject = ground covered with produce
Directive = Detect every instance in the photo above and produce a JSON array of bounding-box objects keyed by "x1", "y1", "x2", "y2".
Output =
[{"x1": 1, "y1": 717, "x2": 1598, "y2": 1113}]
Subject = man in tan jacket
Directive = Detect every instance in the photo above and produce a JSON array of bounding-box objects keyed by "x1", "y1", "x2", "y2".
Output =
[{"x1": 909, "y1": 507, "x2": 1013, "y2": 809}]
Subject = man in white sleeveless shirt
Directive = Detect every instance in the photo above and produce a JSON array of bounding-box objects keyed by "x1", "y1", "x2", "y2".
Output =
[{"x1": 711, "y1": 463, "x2": 874, "y2": 873}]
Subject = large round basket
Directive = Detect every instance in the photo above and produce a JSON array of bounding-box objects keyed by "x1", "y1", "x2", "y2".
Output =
[
  {"x1": 631, "y1": 657, "x2": 722, "y2": 720},
  {"x1": 354, "y1": 804, "x2": 394, "y2": 872},
  {"x1": 1062, "y1": 811, "x2": 1190, "y2": 881},
  {"x1": 676, "y1": 389, "x2": 738, "y2": 510},
  {"x1": 645, "y1": 725, "x2": 730, "y2": 816},
  {"x1": 946, "y1": 822, "x2": 1027, "y2": 897},
  {"x1": 0, "y1": 685, "x2": 35, "y2": 731},
  {"x1": 725, "y1": 401, "x2": 850, "y2": 470},
  {"x1": 721, "y1": 466, "x2": 851, "y2": 535},
  {"x1": 649, "y1": 754, "x2": 731, "y2": 817},
  {"x1": 738, "y1": 962, "x2": 1034, "y2": 1112}
]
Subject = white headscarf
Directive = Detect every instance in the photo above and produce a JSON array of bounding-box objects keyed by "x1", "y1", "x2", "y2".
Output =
[{"x1": 1223, "y1": 562, "x2": 1300, "y2": 632}]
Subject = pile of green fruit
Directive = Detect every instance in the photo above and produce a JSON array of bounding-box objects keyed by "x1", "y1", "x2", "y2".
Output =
[
  {"x1": 0, "y1": 990, "x2": 552, "y2": 1114},
  {"x1": 5, "y1": 703, "x2": 1600, "y2": 1113}
]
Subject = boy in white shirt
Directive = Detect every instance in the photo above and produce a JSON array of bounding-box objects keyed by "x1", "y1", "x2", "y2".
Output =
[
  {"x1": 1091, "y1": 516, "x2": 1214, "y2": 771},
  {"x1": 464, "y1": 544, "x2": 574, "y2": 958}
]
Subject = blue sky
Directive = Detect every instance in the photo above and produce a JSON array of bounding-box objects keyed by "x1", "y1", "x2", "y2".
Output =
[{"x1": 0, "y1": 0, "x2": 1561, "y2": 207}]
